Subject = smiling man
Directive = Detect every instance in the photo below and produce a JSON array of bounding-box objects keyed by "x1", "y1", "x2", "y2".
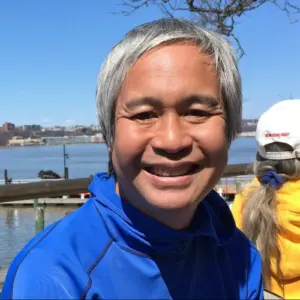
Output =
[
  {"x1": 112, "y1": 42, "x2": 228, "y2": 230},
  {"x1": 2, "y1": 19, "x2": 263, "y2": 299}
]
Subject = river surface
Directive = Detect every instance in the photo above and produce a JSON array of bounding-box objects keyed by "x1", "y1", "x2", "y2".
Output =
[
  {"x1": 0, "y1": 138, "x2": 256, "y2": 269},
  {"x1": 0, "y1": 138, "x2": 256, "y2": 179},
  {"x1": 0, "y1": 206, "x2": 78, "y2": 269}
]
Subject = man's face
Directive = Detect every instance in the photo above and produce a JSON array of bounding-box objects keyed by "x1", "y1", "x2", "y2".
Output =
[{"x1": 112, "y1": 43, "x2": 228, "y2": 225}]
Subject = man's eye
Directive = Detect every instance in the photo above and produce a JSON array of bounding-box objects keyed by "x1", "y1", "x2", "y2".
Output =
[
  {"x1": 134, "y1": 112, "x2": 157, "y2": 120},
  {"x1": 185, "y1": 109, "x2": 211, "y2": 117}
]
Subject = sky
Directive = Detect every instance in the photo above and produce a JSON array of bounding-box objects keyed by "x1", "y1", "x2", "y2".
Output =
[{"x1": 0, "y1": 0, "x2": 299, "y2": 127}]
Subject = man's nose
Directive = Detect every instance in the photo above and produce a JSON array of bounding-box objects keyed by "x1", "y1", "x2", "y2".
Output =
[{"x1": 151, "y1": 114, "x2": 193, "y2": 159}]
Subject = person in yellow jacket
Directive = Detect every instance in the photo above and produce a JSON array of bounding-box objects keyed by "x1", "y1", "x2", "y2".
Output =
[{"x1": 232, "y1": 99, "x2": 300, "y2": 299}]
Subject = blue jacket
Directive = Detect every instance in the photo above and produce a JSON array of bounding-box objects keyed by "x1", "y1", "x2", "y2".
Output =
[{"x1": 1, "y1": 173, "x2": 263, "y2": 299}]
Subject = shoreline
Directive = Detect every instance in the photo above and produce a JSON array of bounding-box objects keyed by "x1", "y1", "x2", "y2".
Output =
[
  {"x1": 0, "y1": 142, "x2": 105, "y2": 150},
  {"x1": 0, "y1": 135, "x2": 255, "y2": 150}
]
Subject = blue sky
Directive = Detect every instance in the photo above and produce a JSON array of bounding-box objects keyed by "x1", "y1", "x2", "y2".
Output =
[{"x1": 0, "y1": 1, "x2": 299, "y2": 127}]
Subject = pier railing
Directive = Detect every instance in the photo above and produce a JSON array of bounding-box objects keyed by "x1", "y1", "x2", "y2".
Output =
[{"x1": 0, "y1": 163, "x2": 253, "y2": 203}]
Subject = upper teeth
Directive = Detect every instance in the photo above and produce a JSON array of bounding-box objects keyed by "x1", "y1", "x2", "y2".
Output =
[{"x1": 149, "y1": 167, "x2": 191, "y2": 177}]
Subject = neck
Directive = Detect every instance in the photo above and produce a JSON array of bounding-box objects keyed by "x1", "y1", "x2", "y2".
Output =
[{"x1": 115, "y1": 183, "x2": 196, "y2": 230}]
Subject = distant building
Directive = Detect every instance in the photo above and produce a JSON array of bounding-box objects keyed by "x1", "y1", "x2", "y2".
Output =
[
  {"x1": 8, "y1": 137, "x2": 42, "y2": 147},
  {"x1": 91, "y1": 133, "x2": 104, "y2": 143},
  {"x1": 42, "y1": 135, "x2": 92, "y2": 145},
  {"x1": 42, "y1": 126, "x2": 65, "y2": 132},
  {"x1": 3, "y1": 122, "x2": 15, "y2": 131},
  {"x1": 241, "y1": 119, "x2": 258, "y2": 133},
  {"x1": 23, "y1": 124, "x2": 41, "y2": 131},
  {"x1": 65, "y1": 127, "x2": 77, "y2": 132}
]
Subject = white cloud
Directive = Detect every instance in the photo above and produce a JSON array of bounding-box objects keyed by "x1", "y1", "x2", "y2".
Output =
[{"x1": 61, "y1": 119, "x2": 75, "y2": 127}]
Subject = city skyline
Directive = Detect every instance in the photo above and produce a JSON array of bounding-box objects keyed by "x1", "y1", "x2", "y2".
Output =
[
  {"x1": 1, "y1": 118, "x2": 259, "y2": 130},
  {"x1": 0, "y1": 1, "x2": 299, "y2": 125},
  {"x1": 1, "y1": 121, "x2": 100, "y2": 128}
]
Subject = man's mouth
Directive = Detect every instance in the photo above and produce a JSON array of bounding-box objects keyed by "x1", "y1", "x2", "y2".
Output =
[{"x1": 144, "y1": 164, "x2": 199, "y2": 177}]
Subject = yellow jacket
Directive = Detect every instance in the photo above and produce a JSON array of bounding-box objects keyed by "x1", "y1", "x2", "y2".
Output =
[{"x1": 232, "y1": 179, "x2": 300, "y2": 299}]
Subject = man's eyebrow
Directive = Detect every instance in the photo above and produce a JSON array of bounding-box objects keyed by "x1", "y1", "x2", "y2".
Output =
[
  {"x1": 183, "y1": 95, "x2": 219, "y2": 108},
  {"x1": 125, "y1": 95, "x2": 219, "y2": 109},
  {"x1": 126, "y1": 97, "x2": 163, "y2": 110}
]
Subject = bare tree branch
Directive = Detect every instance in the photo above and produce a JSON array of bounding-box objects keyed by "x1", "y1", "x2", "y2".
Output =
[
  {"x1": 116, "y1": 0, "x2": 300, "y2": 57},
  {"x1": 231, "y1": 32, "x2": 245, "y2": 57}
]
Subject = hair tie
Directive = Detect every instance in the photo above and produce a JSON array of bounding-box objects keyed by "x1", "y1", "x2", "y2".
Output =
[{"x1": 259, "y1": 171, "x2": 286, "y2": 189}]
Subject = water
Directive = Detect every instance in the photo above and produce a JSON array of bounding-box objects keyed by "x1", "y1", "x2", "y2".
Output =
[
  {"x1": 0, "y1": 144, "x2": 109, "y2": 179},
  {"x1": 0, "y1": 206, "x2": 78, "y2": 269},
  {"x1": 0, "y1": 138, "x2": 256, "y2": 269},
  {"x1": 0, "y1": 138, "x2": 256, "y2": 180}
]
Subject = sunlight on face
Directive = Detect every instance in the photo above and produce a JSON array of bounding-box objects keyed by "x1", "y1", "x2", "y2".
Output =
[{"x1": 112, "y1": 44, "x2": 228, "y2": 228}]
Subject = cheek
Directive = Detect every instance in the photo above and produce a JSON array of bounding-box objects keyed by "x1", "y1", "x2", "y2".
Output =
[
  {"x1": 112, "y1": 119, "x2": 149, "y2": 167},
  {"x1": 194, "y1": 118, "x2": 228, "y2": 158}
]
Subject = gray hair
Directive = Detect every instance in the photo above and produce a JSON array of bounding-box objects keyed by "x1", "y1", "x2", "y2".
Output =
[{"x1": 96, "y1": 18, "x2": 242, "y2": 169}]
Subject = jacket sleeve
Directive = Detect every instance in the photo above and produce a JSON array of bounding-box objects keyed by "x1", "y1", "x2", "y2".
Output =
[{"x1": 1, "y1": 248, "x2": 80, "y2": 299}]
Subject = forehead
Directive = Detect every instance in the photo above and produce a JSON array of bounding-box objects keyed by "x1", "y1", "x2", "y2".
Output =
[
  {"x1": 137, "y1": 42, "x2": 214, "y2": 70},
  {"x1": 118, "y1": 43, "x2": 220, "y2": 107}
]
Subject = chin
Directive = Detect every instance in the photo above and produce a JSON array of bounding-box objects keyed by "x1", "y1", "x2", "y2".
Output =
[{"x1": 141, "y1": 188, "x2": 200, "y2": 211}]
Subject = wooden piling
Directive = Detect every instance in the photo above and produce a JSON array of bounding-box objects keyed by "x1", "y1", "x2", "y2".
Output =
[
  {"x1": 33, "y1": 198, "x2": 38, "y2": 209},
  {"x1": 35, "y1": 207, "x2": 45, "y2": 233},
  {"x1": 64, "y1": 167, "x2": 69, "y2": 180},
  {"x1": 4, "y1": 170, "x2": 8, "y2": 185},
  {"x1": 4, "y1": 170, "x2": 12, "y2": 185}
]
